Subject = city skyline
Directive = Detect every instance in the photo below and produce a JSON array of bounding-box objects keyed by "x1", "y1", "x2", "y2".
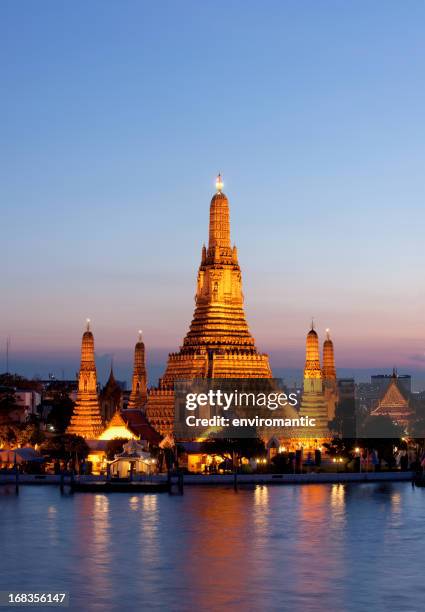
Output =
[{"x1": 2, "y1": 2, "x2": 425, "y2": 378}]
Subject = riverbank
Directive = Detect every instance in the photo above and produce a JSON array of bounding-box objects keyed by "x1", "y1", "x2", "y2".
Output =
[{"x1": 0, "y1": 471, "x2": 415, "y2": 487}]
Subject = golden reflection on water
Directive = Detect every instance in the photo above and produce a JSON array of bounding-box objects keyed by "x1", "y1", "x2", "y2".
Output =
[
  {"x1": 391, "y1": 491, "x2": 402, "y2": 512},
  {"x1": 140, "y1": 494, "x2": 159, "y2": 559},
  {"x1": 142, "y1": 494, "x2": 158, "y2": 513},
  {"x1": 253, "y1": 485, "x2": 270, "y2": 534},
  {"x1": 129, "y1": 495, "x2": 139, "y2": 511},
  {"x1": 75, "y1": 494, "x2": 111, "y2": 600},
  {"x1": 47, "y1": 505, "x2": 59, "y2": 546},
  {"x1": 330, "y1": 484, "x2": 346, "y2": 513},
  {"x1": 181, "y1": 489, "x2": 253, "y2": 609}
]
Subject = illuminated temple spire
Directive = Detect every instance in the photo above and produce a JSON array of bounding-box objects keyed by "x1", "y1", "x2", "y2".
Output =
[
  {"x1": 208, "y1": 173, "x2": 231, "y2": 252},
  {"x1": 67, "y1": 320, "x2": 104, "y2": 438},
  {"x1": 322, "y1": 328, "x2": 336, "y2": 381},
  {"x1": 146, "y1": 176, "x2": 272, "y2": 435},
  {"x1": 128, "y1": 330, "x2": 147, "y2": 409},
  {"x1": 304, "y1": 322, "x2": 322, "y2": 380},
  {"x1": 299, "y1": 322, "x2": 329, "y2": 441}
]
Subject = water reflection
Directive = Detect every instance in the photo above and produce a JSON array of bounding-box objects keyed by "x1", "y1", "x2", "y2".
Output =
[
  {"x1": 73, "y1": 494, "x2": 111, "y2": 608},
  {"x1": 47, "y1": 505, "x2": 59, "y2": 546},
  {"x1": 1, "y1": 484, "x2": 425, "y2": 610},
  {"x1": 253, "y1": 485, "x2": 269, "y2": 533}
]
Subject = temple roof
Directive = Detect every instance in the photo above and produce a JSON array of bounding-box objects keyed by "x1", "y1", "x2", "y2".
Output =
[
  {"x1": 122, "y1": 409, "x2": 162, "y2": 445},
  {"x1": 376, "y1": 377, "x2": 409, "y2": 406},
  {"x1": 98, "y1": 410, "x2": 136, "y2": 441},
  {"x1": 371, "y1": 376, "x2": 412, "y2": 426}
]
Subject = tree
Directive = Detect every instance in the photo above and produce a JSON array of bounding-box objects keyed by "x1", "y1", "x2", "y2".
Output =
[
  {"x1": 45, "y1": 394, "x2": 75, "y2": 434},
  {"x1": 0, "y1": 424, "x2": 19, "y2": 448},
  {"x1": 323, "y1": 438, "x2": 355, "y2": 460},
  {"x1": 15, "y1": 423, "x2": 45, "y2": 447},
  {"x1": 105, "y1": 438, "x2": 128, "y2": 460},
  {"x1": 200, "y1": 437, "x2": 266, "y2": 469},
  {"x1": 41, "y1": 433, "x2": 89, "y2": 460}
]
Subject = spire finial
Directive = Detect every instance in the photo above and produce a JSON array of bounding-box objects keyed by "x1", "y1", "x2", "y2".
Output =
[
  {"x1": 216, "y1": 173, "x2": 223, "y2": 193},
  {"x1": 326, "y1": 327, "x2": 330, "y2": 340},
  {"x1": 138, "y1": 329, "x2": 143, "y2": 342},
  {"x1": 311, "y1": 317, "x2": 315, "y2": 331},
  {"x1": 86, "y1": 318, "x2": 91, "y2": 332}
]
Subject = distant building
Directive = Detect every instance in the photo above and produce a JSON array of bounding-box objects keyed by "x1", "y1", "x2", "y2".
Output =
[
  {"x1": 14, "y1": 390, "x2": 41, "y2": 416},
  {"x1": 336, "y1": 378, "x2": 356, "y2": 437},
  {"x1": 0, "y1": 386, "x2": 26, "y2": 424}
]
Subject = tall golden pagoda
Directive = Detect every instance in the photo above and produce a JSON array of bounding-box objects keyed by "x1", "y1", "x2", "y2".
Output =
[
  {"x1": 322, "y1": 329, "x2": 338, "y2": 420},
  {"x1": 146, "y1": 175, "x2": 272, "y2": 435},
  {"x1": 67, "y1": 320, "x2": 104, "y2": 439},
  {"x1": 299, "y1": 323, "x2": 329, "y2": 442},
  {"x1": 127, "y1": 330, "x2": 147, "y2": 410}
]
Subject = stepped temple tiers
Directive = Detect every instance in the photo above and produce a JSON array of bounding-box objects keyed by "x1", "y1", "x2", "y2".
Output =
[
  {"x1": 322, "y1": 329, "x2": 338, "y2": 421},
  {"x1": 146, "y1": 175, "x2": 272, "y2": 436},
  {"x1": 371, "y1": 369, "x2": 413, "y2": 430},
  {"x1": 299, "y1": 324, "x2": 330, "y2": 444},
  {"x1": 67, "y1": 320, "x2": 104, "y2": 438},
  {"x1": 128, "y1": 331, "x2": 148, "y2": 410}
]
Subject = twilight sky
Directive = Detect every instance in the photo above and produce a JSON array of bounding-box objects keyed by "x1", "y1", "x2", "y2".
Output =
[{"x1": 1, "y1": 1, "x2": 425, "y2": 384}]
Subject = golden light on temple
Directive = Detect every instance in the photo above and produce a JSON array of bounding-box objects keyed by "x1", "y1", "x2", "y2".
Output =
[
  {"x1": 98, "y1": 411, "x2": 137, "y2": 441},
  {"x1": 145, "y1": 176, "x2": 272, "y2": 436},
  {"x1": 215, "y1": 173, "x2": 223, "y2": 192},
  {"x1": 322, "y1": 329, "x2": 336, "y2": 380},
  {"x1": 66, "y1": 321, "x2": 104, "y2": 439},
  {"x1": 128, "y1": 330, "x2": 148, "y2": 409}
]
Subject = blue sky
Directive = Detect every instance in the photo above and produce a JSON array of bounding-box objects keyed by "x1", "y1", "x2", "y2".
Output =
[{"x1": 1, "y1": 1, "x2": 425, "y2": 383}]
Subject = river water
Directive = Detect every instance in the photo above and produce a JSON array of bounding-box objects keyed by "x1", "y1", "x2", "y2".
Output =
[{"x1": 0, "y1": 482, "x2": 424, "y2": 611}]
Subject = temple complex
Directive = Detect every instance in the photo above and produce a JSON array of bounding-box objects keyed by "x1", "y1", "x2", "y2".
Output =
[
  {"x1": 322, "y1": 329, "x2": 338, "y2": 421},
  {"x1": 67, "y1": 321, "x2": 104, "y2": 438},
  {"x1": 298, "y1": 324, "x2": 330, "y2": 445},
  {"x1": 371, "y1": 369, "x2": 413, "y2": 429},
  {"x1": 127, "y1": 331, "x2": 147, "y2": 410},
  {"x1": 146, "y1": 175, "x2": 272, "y2": 436}
]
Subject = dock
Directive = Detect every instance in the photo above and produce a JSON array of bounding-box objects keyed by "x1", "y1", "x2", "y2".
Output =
[{"x1": 70, "y1": 480, "x2": 170, "y2": 493}]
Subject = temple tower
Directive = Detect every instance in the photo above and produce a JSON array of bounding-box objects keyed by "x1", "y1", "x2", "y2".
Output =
[
  {"x1": 128, "y1": 330, "x2": 148, "y2": 410},
  {"x1": 299, "y1": 323, "x2": 329, "y2": 443},
  {"x1": 146, "y1": 176, "x2": 272, "y2": 435},
  {"x1": 99, "y1": 363, "x2": 122, "y2": 422},
  {"x1": 67, "y1": 320, "x2": 104, "y2": 438},
  {"x1": 322, "y1": 329, "x2": 338, "y2": 420}
]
